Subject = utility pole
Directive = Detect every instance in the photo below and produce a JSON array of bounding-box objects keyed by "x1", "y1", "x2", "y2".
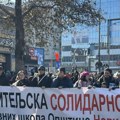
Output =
[
  {"x1": 107, "y1": 18, "x2": 120, "y2": 67},
  {"x1": 107, "y1": 20, "x2": 110, "y2": 66},
  {"x1": 73, "y1": 49, "x2": 76, "y2": 67},
  {"x1": 98, "y1": 0, "x2": 101, "y2": 73}
]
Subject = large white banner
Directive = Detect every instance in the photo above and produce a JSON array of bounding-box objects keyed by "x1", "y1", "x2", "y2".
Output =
[{"x1": 0, "y1": 86, "x2": 120, "y2": 120}]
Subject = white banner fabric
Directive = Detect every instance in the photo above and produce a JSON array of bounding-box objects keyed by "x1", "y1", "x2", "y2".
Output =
[{"x1": 0, "y1": 86, "x2": 120, "y2": 120}]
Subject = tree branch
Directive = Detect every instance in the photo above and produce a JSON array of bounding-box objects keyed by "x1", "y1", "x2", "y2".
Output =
[
  {"x1": 22, "y1": 5, "x2": 35, "y2": 18},
  {"x1": 23, "y1": 3, "x2": 55, "y2": 18},
  {"x1": 0, "y1": 4, "x2": 15, "y2": 20}
]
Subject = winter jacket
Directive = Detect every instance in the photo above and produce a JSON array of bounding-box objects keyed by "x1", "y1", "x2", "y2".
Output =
[
  {"x1": 96, "y1": 75, "x2": 116, "y2": 88},
  {"x1": 12, "y1": 78, "x2": 30, "y2": 86},
  {"x1": 31, "y1": 74, "x2": 52, "y2": 88},
  {"x1": 0, "y1": 72, "x2": 10, "y2": 86},
  {"x1": 51, "y1": 76, "x2": 73, "y2": 88}
]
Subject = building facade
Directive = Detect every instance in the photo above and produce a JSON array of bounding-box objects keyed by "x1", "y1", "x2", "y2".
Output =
[{"x1": 61, "y1": 0, "x2": 120, "y2": 72}]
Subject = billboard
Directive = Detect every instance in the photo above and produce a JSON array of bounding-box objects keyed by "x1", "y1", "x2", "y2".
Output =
[
  {"x1": 71, "y1": 30, "x2": 89, "y2": 44},
  {"x1": 29, "y1": 47, "x2": 44, "y2": 65}
]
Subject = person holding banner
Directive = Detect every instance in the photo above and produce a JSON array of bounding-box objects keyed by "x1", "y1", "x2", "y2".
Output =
[
  {"x1": 74, "y1": 71, "x2": 92, "y2": 87},
  {"x1": 113, "y1": 70, "x2": 120, "y2": 88},
  {"x1": 12, "y1": 70, "x2": 30, "y2": 86},
  {"x1": 96, "y1": 68, "x2": 116, "y2": 88},
  {"x1": 0, "y1": 66, "x2": 9, "y2": 86},
  {"x1": 51, "y1": 67, "x2": 73, "y2": 88},
  {"x1": 31, "y1": 65, "x2": 52, "y2": 88}
]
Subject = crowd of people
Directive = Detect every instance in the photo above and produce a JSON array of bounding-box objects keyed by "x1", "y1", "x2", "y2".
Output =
[{"x1": 0, "y1": 65, "x2": 120, "y2": 89}]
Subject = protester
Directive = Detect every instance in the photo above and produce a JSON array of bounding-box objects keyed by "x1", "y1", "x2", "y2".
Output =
[
  {"x1": 51, "y1": 67, "x2": 73, "y2": 88},
  {"x1": 12, "y1": 70, "x2": 30, "y2": 86},
  {"x1": 5, "y1": 70, "x2": 12, "y2": 81},
  {"x1": 95, "y1": 68, "x2": 116, "y2": 88},
  {"x1": 101, "y1": 82, "x2": 107, "y2": 88},
  {"x1": 31, "y1": 65, "x2": 52, "y2": 87},
  {"x1": 113, "y1": 70, "x2": 120, "y2": 87},
  {"x1": 71, "y1": 70, "x2": 79, "y2": 84},
  {"x1": 0, "y1": 66, "x2": 10, "y2": 86},
  {"x1": 74, "y1": 71, "x2": 92, "y2": 87},
  {"x1": 93, "y1": 71, "x2": 104, "y2": 87}
]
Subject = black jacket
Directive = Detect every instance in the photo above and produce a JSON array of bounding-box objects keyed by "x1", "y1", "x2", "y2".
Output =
[
  {"x1": 97, "y1": 75, "x2": 116, "y2": 88},
  {"x1": 51, "y1": 76, "x2": 73, "y2": 88},
  {"x1": 0, "y1": 72, "x2": 9, "y2": 86},
  {"x1": 31, "y1": 74, "x2": 52, "y2": 88},
  {"x1": 12, "y1": 78, "x2": 30, "y2": 86}
]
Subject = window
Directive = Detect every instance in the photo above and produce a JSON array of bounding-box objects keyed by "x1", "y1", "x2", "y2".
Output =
[{"x1": 62, "y1": 46, "x2": 71, "y2": 51}]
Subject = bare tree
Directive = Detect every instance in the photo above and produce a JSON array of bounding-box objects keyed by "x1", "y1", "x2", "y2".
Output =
[{"x1": 0, "y1": 0, "x2": 103, "y2": 72}]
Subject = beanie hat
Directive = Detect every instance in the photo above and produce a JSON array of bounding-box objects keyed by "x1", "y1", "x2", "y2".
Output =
[
  {"x1": 38, "y1": 65, "x2": 45, "y2": 71},
  {"x1": 80, "y1": 71, "x2": 89, "y2": 78}
]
